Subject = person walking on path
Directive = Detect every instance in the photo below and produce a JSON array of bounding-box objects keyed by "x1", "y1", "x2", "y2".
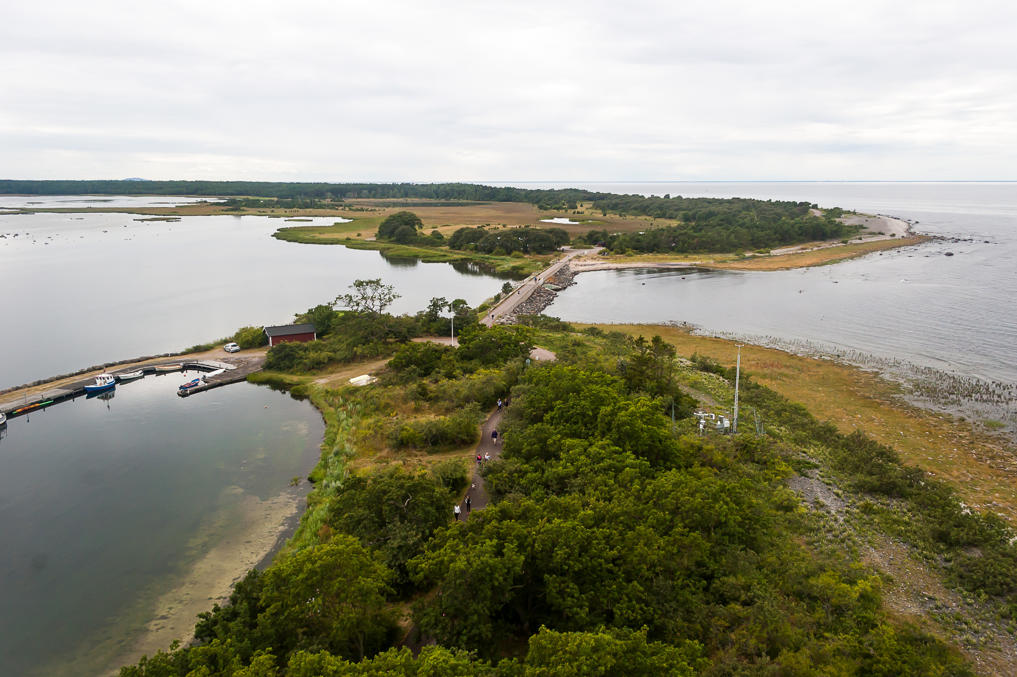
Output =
[
  {"x1": 465, "y1": 496, "x2": 472, "y2": 513},
  {"x1": 465, "y1": 408, "x2": 505, "y2": 518},
  {"x1": 491, "y1": 429, "x2": 498, "y2": 444},
  {"x1": 454, "y1": 504, "x2": 461, "y2": 521}
]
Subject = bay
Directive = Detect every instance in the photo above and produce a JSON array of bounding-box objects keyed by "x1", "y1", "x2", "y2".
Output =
[
  {"x1": 0, "y1": 209, "x2": 503, "y2": 390},
  {"x1": 0, "y1": 375, "x2": 323, "y2": 676}
]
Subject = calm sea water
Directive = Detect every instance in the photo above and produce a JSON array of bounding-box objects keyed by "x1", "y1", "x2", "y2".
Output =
[
  {"x1": 0, "y1": 195, "x2": 222, "y2": 210},
  {"x1": 0, "y1": 375, "x2": 323, "y2": 676},
  {"x1": 533, "y1": 182, "x2": 1017, "y2": 385},
  {"x1": 0, "y1": 198, "x2": 504, "y2": 389}
]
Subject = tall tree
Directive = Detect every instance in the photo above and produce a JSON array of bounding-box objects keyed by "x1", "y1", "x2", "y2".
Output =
[{"x1": 334, "y1": 279, "x2": 399, "y2": 314}]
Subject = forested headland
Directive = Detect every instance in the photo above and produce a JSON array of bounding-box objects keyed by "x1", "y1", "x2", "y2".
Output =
[
  {"x1": 329, "y1": 204, "x2": 858, "y2": 260},
  {"x1": 115, "y1": 283, "x2": 1017, "y2": 676}
]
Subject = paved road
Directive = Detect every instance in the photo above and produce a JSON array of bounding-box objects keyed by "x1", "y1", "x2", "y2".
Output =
[{"x1": 481, "y1": 247, "x2": 594, "y2": 327}]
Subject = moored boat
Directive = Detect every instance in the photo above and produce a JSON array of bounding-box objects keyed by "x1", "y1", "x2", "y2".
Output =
[
  {"x1": 84, "y1": 374, "x2": 116, "y2": 394},
  {"x1": 179, "y1": 378, "x2": 201, "y2": 390},
  {"x1": 154, "y1": 364, "x2": 182, "y2": 373},
  {"x1": 117, "y1": 370, "x2": 144, "y2": 382},
  {"x1": 12, "y1": 400, "x2": 52, "y2": 415},
  {"x1": 201, "y1": 369, "x2": 225, "y2": 382},
  {"x1": 0, "y1": 412, "x2": 6, "y2": 426}
]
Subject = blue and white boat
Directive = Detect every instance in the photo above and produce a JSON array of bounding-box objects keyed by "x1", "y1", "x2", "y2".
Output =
[
  {"x1": 179, "y1": 377, "x2": 202, "y2": 391},
  {"x1": 84, "y1": 374, "x2": 116, "y2": 394}
]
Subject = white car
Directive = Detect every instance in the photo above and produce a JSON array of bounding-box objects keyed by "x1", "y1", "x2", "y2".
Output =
[{"x1": 224, "y1": 342, "x2": 240, "y2": 353}]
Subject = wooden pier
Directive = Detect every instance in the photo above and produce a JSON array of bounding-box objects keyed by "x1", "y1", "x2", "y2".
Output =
[
  {"x1": 176, "y1": 358, "x2": 264, "y2": 397},
  {"x1": 0, "y1": 356, "x2": 265, "y2": 418}
]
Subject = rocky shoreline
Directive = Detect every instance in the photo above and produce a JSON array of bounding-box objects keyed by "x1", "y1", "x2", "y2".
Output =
[{"x1": 497, "y1": 263, "x2": 577, "y2": 322}]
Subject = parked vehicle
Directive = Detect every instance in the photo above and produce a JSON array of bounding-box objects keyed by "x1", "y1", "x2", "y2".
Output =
[{"x1": 224, "y1": 342, "x2": 240, "y2": 353}]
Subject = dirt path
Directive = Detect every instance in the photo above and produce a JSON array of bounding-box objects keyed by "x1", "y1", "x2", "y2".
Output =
[
  {"x1": 458, "y1": 409, "x2": 505, "y2": 519},
  {"x1": 457, "y1": 347, "x2": 556, "y2": 518}
]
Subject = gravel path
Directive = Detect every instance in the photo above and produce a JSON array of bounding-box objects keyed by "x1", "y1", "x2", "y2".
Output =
[{"x1": 460, "y1": 409, "x2": 504, "y2": 518}]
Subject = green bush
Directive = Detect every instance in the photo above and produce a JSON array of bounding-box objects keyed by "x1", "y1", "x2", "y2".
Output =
[
  {"x1": 234, "y1": 325, "x2": 268, "y2": 349},
  {"x1": 389, "y1": 342, "x2": 453, "y2": 378},
  {"x1": 390, "y1": 404, "x2": 482, "y2": 452}
]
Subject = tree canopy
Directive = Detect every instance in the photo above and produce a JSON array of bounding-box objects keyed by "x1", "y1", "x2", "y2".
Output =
[
  {"x1": 123, "y1": 323, "x2": 983, "y2": 677},
  {"x1": 333, "y1": 279, "x2": 399, "y2": 314},
  {"x1": 376, "y1": 211, "x2": 424, "y2": 242}
]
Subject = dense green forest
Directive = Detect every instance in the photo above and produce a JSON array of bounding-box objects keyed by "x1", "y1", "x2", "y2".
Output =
[
  {"x1": 372, "y1": 211, "x2": 569, "y2": 255},
  {"x1": 578, "y1": 209, "x2": 855, "y2": 253},
  {"x1": 0, "y1": 179, "x2": 608, "y2": 207},
  {"x1": 115, "y1": 297, "x2": 1014, "y2": 676}
]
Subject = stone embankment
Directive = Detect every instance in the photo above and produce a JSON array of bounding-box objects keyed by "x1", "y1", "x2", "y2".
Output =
[{"x1": 497, "y1": 263, "x2": 576, "y2": 323}]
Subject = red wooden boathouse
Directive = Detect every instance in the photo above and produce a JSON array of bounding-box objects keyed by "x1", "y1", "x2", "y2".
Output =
[{"x1": 263, "y1": 323, "x2": 317, "y2": 347}]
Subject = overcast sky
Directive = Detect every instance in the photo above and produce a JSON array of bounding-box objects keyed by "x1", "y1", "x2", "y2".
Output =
[{"x1": 2, "y1": 0, "x2": 1015, "y2": 182}]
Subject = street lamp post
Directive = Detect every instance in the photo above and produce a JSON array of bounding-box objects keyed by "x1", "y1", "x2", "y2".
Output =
[
  {"x1": 450, "y1": 315, "x2": 455, "y2": 347},
  {"x1": 733, "y1": 344, "x2": 743, "y2": 434}
]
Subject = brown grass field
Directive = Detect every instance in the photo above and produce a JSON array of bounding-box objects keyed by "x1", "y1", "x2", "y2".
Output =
[
  {"x1": 20, "y1": 198, "x2": 665, "y2": 236},
  {"x1": 589, "y1": 324, "x2": 1017, "y2": 526}
]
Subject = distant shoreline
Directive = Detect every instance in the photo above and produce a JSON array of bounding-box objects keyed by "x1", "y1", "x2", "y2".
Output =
[{"x1": 568, "y1": 213, "x2": 926, "y2": 273}]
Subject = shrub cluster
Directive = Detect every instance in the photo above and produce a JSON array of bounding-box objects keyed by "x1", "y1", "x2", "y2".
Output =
[
  {"x1": 389, "y1": 404, "x2": 483, "y2": 452},
  {"x1": 448, "y1": 226, "x2": 568, "y2": 254}
]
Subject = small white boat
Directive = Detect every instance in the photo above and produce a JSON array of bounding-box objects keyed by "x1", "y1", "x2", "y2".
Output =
[
  {"x1": 117, "y1": 370, "x2": 144, "y2": 382},
  {"x1": 84, "y1": 374, "x2": 116, "y2": 394},
  {"x1": 201, "y1": 369, "x2": 225, "y2": 382},
  {"x1": 0, "y1": 412, "x2": 7, "y2": 426}
]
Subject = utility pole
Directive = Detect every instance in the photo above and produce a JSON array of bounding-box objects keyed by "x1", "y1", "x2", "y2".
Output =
[
  {"x1": 733, "y1": 344, "x2": 743, "y2": 434},
  {"x1": 450, "y1": 315, "x2": 455, "y2": 347}
]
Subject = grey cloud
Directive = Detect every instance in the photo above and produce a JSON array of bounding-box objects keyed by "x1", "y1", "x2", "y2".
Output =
[{"x1": 1, "y1": 0, "x2": 1015, "y2": 181}]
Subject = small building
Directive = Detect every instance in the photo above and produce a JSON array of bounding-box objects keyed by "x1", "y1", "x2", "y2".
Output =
[{"x1": 263, "y1": 323, "x2": 317, "y2": 347}]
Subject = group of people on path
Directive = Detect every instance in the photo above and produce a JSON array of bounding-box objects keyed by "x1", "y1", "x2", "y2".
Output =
[
  {"x1": 453, "y1": 494, "x2": 473, "y2": 521},
  {"x1": 456, "y1": 398, "x2": 510, "y2": 521}
]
